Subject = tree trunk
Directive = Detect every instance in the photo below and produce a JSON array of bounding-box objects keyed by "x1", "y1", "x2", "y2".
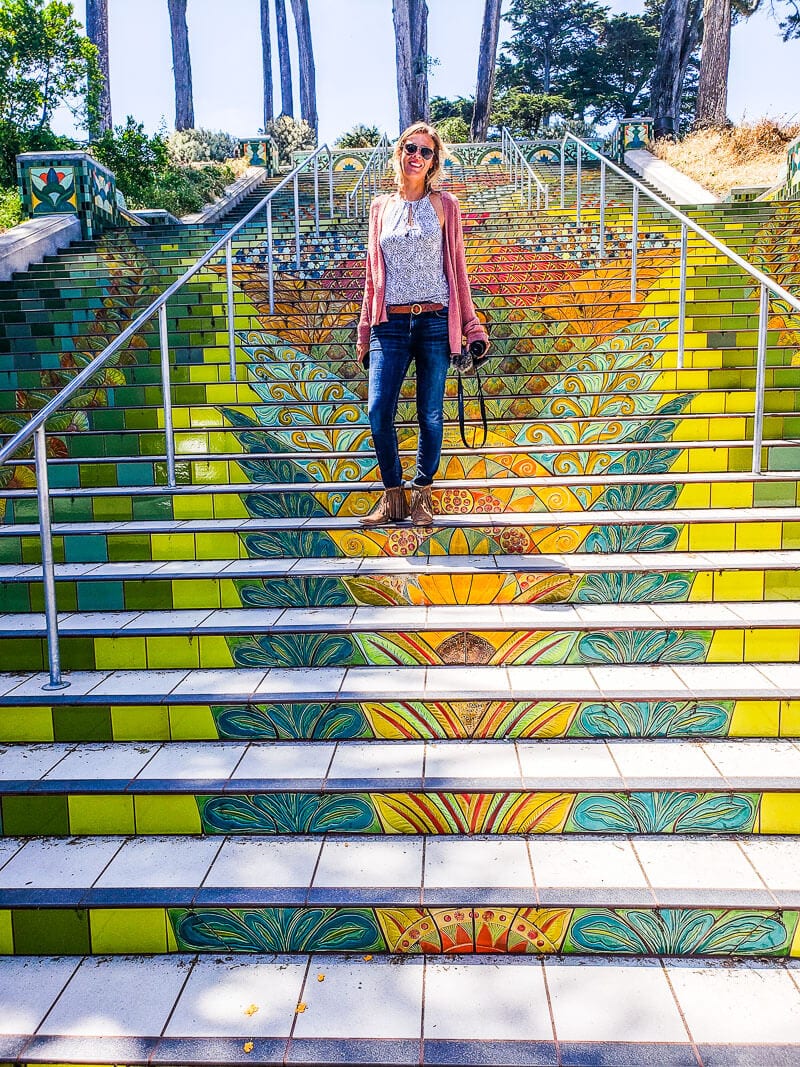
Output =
[
  {"x1": 695, "y1": 0, "x2": 730, "y2": 126},
  {"x1": 289, "y1": 0, "x2": 317, "y2": 132},
  {"x1": 471, "y1": 0, "x2": 502, "y2": 141},
  {"x1": 261, "y1": 0, "x2": 274, "y2": 128},
  {"x1": 275, "y1": 0, "x2": 293, "y2": 115},
  {"x1": 651, "y1": 0, "x2": 691, "y2": 137},
  {"x1": 86, "y1": 0, "x2": 112, "y2": 135},
  {"x1": 168, "y1": 0, "x2": 194, "y2": 130},
  {"x1": 393, "y1": 0, "x2": 429, "y2": 131}
]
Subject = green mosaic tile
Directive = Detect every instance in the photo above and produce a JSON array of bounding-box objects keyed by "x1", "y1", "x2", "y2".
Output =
[
  {"x1": 12, "y1": 908, "x2": 90, "y2": 955},
  {"x1": 68, "y1": 794, "x2": 134, "y2": 834},
  {"x1": 53, "y1": 704, "x2": 112, "y2": 742},
  {"x1": 1, "y1": 795, "x2": 69, "y2": 835},
  {"x1": 90, "y1": 907, "x2": 169, "y2": 954}
]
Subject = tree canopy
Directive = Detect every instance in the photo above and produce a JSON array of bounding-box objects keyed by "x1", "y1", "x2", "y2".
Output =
[{"x1": 0, "y1": 0, "x2": 98, "y2": 130}]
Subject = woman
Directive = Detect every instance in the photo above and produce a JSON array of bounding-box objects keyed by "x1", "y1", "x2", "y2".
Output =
[{"x1": 356, "y1": 121, "x2": 489, "y2": 527}]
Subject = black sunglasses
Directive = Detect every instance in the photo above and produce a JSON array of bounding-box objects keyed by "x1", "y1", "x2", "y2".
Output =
[{"x1": 403, "y1": 141, "x2": 434, "y2": 161}]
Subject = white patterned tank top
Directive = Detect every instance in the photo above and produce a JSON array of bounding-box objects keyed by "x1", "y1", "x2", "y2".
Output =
[{"x1": 380, "y1": 194, "x2": 450, "y2": 307}]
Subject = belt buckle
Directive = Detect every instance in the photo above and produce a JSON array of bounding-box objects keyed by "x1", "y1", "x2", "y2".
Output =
[{"x1": 410, "y1": 302, "x2": 423, "y2": 316}]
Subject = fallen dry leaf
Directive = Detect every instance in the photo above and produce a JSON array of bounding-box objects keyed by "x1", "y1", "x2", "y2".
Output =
[
  {"x1": 244, "y1": 1004, "x2": 259, "y2": 1017},
  {"x1": 243, "y1": 1041, "x2": 254, "y2": 1054},
  {"x1": 317, "y1": 973, "x2": 325, "y2": 982},
  {"x1": 363, "y1": 954, "x2": 373, "y2": 961},
  {"x1": 296, "y1": 1002, "x2": 308, "y2": 1014}
]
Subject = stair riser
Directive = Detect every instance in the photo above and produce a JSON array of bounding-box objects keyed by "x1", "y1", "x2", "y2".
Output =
[
  {"x1": 2, "y1": 516, "x2": 798, "y2": 565},
  {"x1": 4, "y1": 564, "x2": 797, "y2": 612},
  {"x1": 0, "y1": 788, "x2": 793, "y2": 837},
  {"x1": 0, "y1": 901, "x2": 795, "y2": 957},
  {"x1": 0, "y1": 695, "x2": 791, "y2": 742}
]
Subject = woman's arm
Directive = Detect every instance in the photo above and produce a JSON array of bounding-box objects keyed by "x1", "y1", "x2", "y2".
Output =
[
  {"x1": 356, "y1": 199, "x2": 380, "y2": 362},
  {"x1": 446, "y1": 194, "x2": 489, "y2": 352}
]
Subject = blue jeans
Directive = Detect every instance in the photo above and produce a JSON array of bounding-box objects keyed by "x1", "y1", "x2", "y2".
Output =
[{"x1": 368, "y1": 310, "x2": 450, "y2": 489}]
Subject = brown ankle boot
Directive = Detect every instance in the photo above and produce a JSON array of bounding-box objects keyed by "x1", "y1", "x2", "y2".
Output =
[
  {"x1": 360, "y1": 486, "x2": 409, "y2": 527},
  {"x1": 410, "y1": 485, "x2": 434, "y2": 527}
]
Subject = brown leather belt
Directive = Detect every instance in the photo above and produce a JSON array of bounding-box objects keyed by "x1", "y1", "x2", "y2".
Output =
[{"x1": 386, "y1": 302, "x2": 445, "y2": 315}]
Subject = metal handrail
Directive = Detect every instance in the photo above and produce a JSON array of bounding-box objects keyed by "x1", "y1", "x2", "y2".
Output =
[
  {"x1": 0, "y1": 142, "x2": 336, "y2": 689},
  {"x1": 501, "y1": 127, "x2": 549, "y2": 210},
  {"x1": 345, "y1": 133, "x2": 391, "y2": 218},
  {"x1": 560, "y1": 131, "x2": 800, "y2": 476}
]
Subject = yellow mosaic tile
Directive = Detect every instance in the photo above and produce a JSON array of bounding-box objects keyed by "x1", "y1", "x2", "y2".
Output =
[
  {"x1": 134, "y1": 795, "x2": 202, "y2": 834},
  {"x1": 736, "y1": 522, "x2": 783, "y2": 551},
  {"x1": 169, "y1": 705, "x2": 219, "y2": 740},
  {"x1": 173, "y1": 495, "x2": 215, "y2": 520},
  {"x1": 111, "y1": 705, "x2": 170, "y2": 741},
  {"x1": 173, "y1": 579, "x2": 220, "y2": 609},
  {"x1": 213, "y1": 493, "x2": 249, "y2": 519},
  {"x1": 198, "y1": 635, "x2": 235, "y2": 668},
  {"x1": 0, "y1": 909, "x2": 13, "y2": 954},
  {"x1": 706, "y1": 629, "x2": 744, "y2": 663},
  {"x1": 791, "y1": 919, "x2": 800, "y2": 958},
  {"x1": 677, "y1": 483, "x2": 711, "y2": 508},
  {"x1": 94, "y1": 636, "x2": 147, "y2": 671},
  {"x1": 710, "y1": 482, "x2": 753, "y2": 508},
  {"x1": 759, "y1": 793, "x2": 800, "y2": 834},
  {"x1": 147, "y1": 636, "x2": 199, "y2": 670},
  {"x1": 68, "y1": 795, "x2": 135, "y2": 835},
  {"x1": 744, "y1": 628, "x2": 800, "y2": 662},
  {"x1": 688, "y1": 571, "x2": 714, "y2": 601},
  {"x1": 730, "y1": 700, "x2": 779, "y2": 738},
  {"x1": 712, "y1": 570, "x2": 764, "y2": 601},
  {"x1": 688, "y1": 523, "x2": 736, "y2": 552},
  {"x1": 781, "y1": 701, "x2": 800, "y2": 737},
  {"x1": 0, "y1": 706, "x2": 53, "y2": 741},
  {"x1": 90, "y1": 908, "x2": 169, "y2": 954},
  {"x1": 150, "y1": 533, "x2": 196, "y2": 560}
]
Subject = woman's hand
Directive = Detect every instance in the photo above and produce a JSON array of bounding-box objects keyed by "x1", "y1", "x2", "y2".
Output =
[{"x1": 356, "y1": 342, "x2": 370, "y2": 368}]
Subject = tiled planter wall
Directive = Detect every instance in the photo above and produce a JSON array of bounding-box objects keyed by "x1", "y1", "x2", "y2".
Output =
[{"x1": 16, "y1": 150, "x2": 119, "y2": 240}]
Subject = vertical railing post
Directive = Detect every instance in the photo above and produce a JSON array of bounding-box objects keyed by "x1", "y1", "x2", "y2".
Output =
[
  {"x1": 267, "y1": 199, "x2": 275, "y2": 315},
  {"x1": 328, "y1": 149, "x2": 334, "y2": 218},
  {"x1": 313, "y1": 153, "x2": 320, "y2": 235},
  {"x1": 677, "y1": 223, "x2": 688, "y2": 369},
  {"x1": 158, "y1": 302, "x2": 176, "y2": 489},
  {"x1": 560, "y1": 144, "x2": 565, "y2": 208},
  {"x1": 752, "y1": 283, "x2": 769, "y2": 475},
  {"x1": 576, "y1": 148, "x2": 582, "y2": 226},
  {"x1": 34, "y1": 425, "x2": 68, "y2": 691},
  {"x1": 630, "y1": 186, "x2": 639, "y2": 302},
  {"x1": 599, "y1": 160, "x2": 606, "y2": 259},
  {"x1": 225, "y1": 238, "x2": 236, "y2": 381},
  {"x1": 293, "y1": 172, "x2": 301, "y2": 269}
]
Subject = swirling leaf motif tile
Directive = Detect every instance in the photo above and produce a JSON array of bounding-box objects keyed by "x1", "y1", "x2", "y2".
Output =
[
  {"x1": 574, "y1": 572, "x2": 692, "y2": 604},
  {"x1": 199, "y1": 793, "x2": 379, "y2": 834},
  {"x1": 211, "y1": 701, "x2": 371, "y2": 740},
  {"x1": 574, "y1": 700, "x2": 732, "y2": 738},
  {"x1": 567, "y1": 791, "x2": 759, "y2": 834},
  {"x1": 170, "y1": 907, "x2": 386, "y2": 953},
  {"x1": 566, "y1": 908, "x2": 793, "y2": 957},
  {"x1": 574, "y1": 628, "x2": 710, "y2": 665}
]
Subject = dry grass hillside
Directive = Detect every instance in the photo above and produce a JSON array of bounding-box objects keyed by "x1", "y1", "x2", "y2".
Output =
[{"x1": 652, "y1": 119, "x2": 800, "y2": 198}]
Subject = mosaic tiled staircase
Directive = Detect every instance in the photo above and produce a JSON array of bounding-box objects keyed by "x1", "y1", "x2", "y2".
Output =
[{"x1": 2, "y1": 156, "x2": 800, "y2": 1061}]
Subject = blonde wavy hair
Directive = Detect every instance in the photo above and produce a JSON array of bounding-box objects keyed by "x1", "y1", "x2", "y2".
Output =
[{"x1": 391, "y1": 122, "x2": 446, "y2": 195}]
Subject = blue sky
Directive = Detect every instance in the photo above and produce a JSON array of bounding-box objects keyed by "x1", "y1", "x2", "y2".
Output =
[{"x1": 55, "y1": 0, "x2": 800, "y2": 142}]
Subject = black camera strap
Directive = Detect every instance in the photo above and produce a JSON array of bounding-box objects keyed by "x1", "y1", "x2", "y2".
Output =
[{"x1": 456, "y1": 362, "x2": 488, "y2": 449}]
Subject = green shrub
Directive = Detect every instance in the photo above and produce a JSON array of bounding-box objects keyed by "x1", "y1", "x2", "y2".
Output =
[
  {"x1": 265, "y1": 114, "x2": 316, "y2": 166},
  {"x1": 335, "y1": 124, "x2": 383, "y2": 149},
  {"x1": 0, "y1": 122, "x2": 79, "y2": 188},
  {"x1": 0, "y1": 187, "x2": 23, "y2": 230},
  {"x1": 436, "y1": 116, "x2": 470, "y2": 144},
  {"x1": 90, "y1": 116, "x2": 234, "y2": 217},
  {"x1": 167, "y1": 128, "x2": 239, "y2": 163}
]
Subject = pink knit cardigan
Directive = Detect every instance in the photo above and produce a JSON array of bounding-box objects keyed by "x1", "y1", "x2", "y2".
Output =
[{"x1": 357, "y1": 190, "x2": 488, "y2": 356}]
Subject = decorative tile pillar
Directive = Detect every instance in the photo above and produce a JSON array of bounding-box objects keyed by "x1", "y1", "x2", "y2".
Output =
[
  {"x1": 238, "y1": 138, "x2": 279, "y2": 175},
  {"x1": 608, "y1": 118, "x2": 654, "y2": 163},
  {"x1": 784, "y1": 135, "x2": 800, "y2": 200},
  {"x1": 16, "y1": 151, "x2": 119, "y2": 240}
]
